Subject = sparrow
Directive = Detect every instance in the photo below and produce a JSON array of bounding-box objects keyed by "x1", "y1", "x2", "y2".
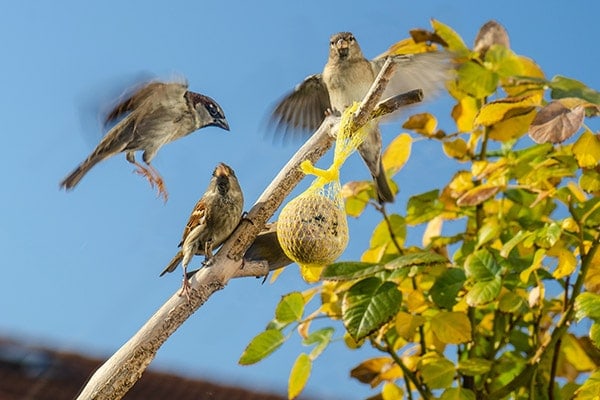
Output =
[
  {"x1": 243, "y1": 222, "x2": 293, "y2": 271},
  {"x1": 271, "y1": 32, "x2": 450, "y2": 202},
  {"x1": 185, "y1": 222, "x2": 293, "y2": 281},
  {"x1": 160, "y1": 162, "x2": 244, "y2": 297},
  {"x1": 60, "y1": 80, "x2": 230, "y2": 201}
]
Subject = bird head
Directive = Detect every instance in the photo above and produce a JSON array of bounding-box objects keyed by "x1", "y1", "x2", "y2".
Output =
[
  {"x1": 329, "y1": 32, "x2": 362, "y2": 61},
  {"x1": 188, "y1": 92, "x2": 230, "y2": 131},
  {"x1": 213, "y1": 162, "x2": 236, "y2": 194}
]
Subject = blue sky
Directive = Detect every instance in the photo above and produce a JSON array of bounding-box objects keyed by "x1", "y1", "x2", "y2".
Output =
[{"x1": 1, "y1": 1, "x2": 599, "y2": 399}]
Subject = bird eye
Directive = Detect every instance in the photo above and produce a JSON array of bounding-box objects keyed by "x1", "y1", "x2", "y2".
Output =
[
  {"x1": 206, "y1": 102, "x2": 221, "y2": 118},
  {"x1": 349, "y1": 36, "x2": 355, "y2": 42}
]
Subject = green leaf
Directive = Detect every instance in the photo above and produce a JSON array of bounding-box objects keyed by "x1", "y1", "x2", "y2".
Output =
[
  {"x1": 500, "y1": 230, "x2": 533, "y2": 257},
  {"x1": 288, "y1": 353, "x2": 311, "y2": 399},
  {"x1": 321, "y1": 261, "x2": 384, "y2": 281},
  {"x1": 467, "y1": 276, "x2": 502, "y2": 306},
  {"x1": 590, "y1": 323, "x2": 600, "y2": 349},
  {"x1": 484, "y1": 45, "x2": 524, "y2": 77},
  {"x1": 550, "y1": 75, "x2": 600, "y2": 105},
  {"x1": 420, "y1": 356, "x2": 455, "y2": 389},
  {"x1": 574, "y1": 368, "x2": 600, "y2": 399},
  {"x1": 430, "y1": 268, "x2": 466, "y2": 308},
  {"x1": 458, "y1": 358, "x2": 493, "y2": 376},
  {"x1": 534, "y1": 223, "x2": 562, "y2": 249},
  {"x1": 431, "y1": 311, "x2": 472, "y2": 344},
  {"x1": 498, "y1": 291, "x2": 526, "y2": 314},
  {"x1": 275, "y1": 292, "x2": 305, "y2": 324},
  {"x1": 440, "y1": 388, "x2": 476, "y2": 400},
  {"x1": 370, "y1": 214, "x2": 406, "y2": 248},
  {"x1": 574, "y1": 292, "x2": 600, "y2": 321},
  {"x1": 342, "y1": 277, "x2": 402, "y2": 341},
  {"x1": 406, "y1": 190, "x2": 443, "y2": 225},
  {"x1": 239, "y1": 329, "x2": 286, "y2": 365},
  {"x1": 385, "y1": 251, "x2": 449, "y2": 270},
  {"x1": 476, "y1": 219, "x2": 502, "y2": 248},
  {"x1": 580, "y1": 169, "x2": 600, "y2": 193},
  {"x1": 303, "y1": 327, "x2": 334, "y2": 359},
  {"x1": 464, "y1": 248, "x2": 501, "y2": 279},
  {"x1": 457, "y1": 61, "x2": 499, "y2": 99}
]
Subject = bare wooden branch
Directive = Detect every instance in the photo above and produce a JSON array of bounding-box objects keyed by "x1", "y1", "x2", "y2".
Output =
[{"x1": 76, "y1": 58, "x2": 418, "y2": 400}]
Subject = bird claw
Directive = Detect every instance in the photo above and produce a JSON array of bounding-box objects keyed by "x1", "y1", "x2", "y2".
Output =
[
  {"x1": 179, "y1": 277, "x2": 192, "y2": 302},
  {"x1": 132, "y1": 164, "x2": 169, "y2": 202}
]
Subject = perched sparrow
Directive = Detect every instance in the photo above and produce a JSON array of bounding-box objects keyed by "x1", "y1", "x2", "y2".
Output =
[
  {"x1": 60, "y1": 80, "x2": 230, "y2": 201},
  {"x1": 271, "y1": 32, "x2": 450, "y2": 202},
  {"x1": 160, "y1": 163, "x2": 244, "y2": 297},
  {"x1": 243, "y1": 222, "x2": 293, "y2": 271},
  {"x1": 185, "y1": 222, "x2": 293, "y2": 280}
]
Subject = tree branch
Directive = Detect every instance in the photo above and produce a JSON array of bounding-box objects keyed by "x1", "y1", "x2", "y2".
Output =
[{"x1": 76, "y1": 59, "x2": 421, "y2": 400}]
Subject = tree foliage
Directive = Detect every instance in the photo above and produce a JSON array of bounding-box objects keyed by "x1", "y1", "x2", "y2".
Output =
[{"x1": 240, "y1": 20, "x2": 600, "y2": 399}]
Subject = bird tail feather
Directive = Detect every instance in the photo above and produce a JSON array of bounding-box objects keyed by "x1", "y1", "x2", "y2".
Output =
[{"x1": 160, "y1": 251, "x2": 183, "y2": 276}]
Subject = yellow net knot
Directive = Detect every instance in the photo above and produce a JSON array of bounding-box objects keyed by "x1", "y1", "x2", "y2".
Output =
[{"x1": 277, "y1": 101, "x2": 373, "y2": 283}]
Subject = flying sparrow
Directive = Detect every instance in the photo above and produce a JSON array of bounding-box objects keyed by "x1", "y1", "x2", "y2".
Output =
[
  {"x1": 60, "y1": 80, "x2": 230, "y2": 201},
  {"x1": 160, "y1": 162, "x2": 244, "y2": 298},
  {"x1": 271, "y1": 32, "x2": 450, "y2": 202}
]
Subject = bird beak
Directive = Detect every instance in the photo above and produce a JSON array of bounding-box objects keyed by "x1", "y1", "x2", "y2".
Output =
[
  {"x1": 215, "y1": 163, "x2": 230, "y2": 177},
  {"x1": 336, "y1": 38, "x2": 349, "y2": 57},
  {"x1": 212, "y1": 118, "x2": 230, "y2": 131}
]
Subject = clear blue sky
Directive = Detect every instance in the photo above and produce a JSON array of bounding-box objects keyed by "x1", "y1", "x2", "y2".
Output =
[{"x1": 1, "y1": 1, "x2": 599, "y2": 399}]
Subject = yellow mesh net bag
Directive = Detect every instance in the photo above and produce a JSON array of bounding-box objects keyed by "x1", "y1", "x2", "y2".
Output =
[{"x1": 277, "y1": 103, "x2": 372, "y2": 282}]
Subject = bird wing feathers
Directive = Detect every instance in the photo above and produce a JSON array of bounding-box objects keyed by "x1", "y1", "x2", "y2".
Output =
[
  {"x1": 371, "y1": 52, "x2": 452, "y2": 103},
  {"x1": 270, "y1": 74, "x2": 331, "y2": 140},
  {"x1": 104, "y1": 81, "x2": 189, "y2": 126}
]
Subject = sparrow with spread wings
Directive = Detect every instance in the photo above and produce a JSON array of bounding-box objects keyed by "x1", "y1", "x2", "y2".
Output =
[
  {"x1": 271, "y1": 32, "x2": 451, "y2": 203},
  {"x1": 60, "y1": 80, "x2": 230, "y2": 201}
]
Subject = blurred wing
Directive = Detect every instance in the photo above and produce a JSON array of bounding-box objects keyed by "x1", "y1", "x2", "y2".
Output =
[
  {"x1": 270, "y1": 74, "x2": 331, "y2": 140},
  {"x1": 371, "y1": 52, "x2": 452, "y2": 103},
  {"x1": 104, "y1": 81, "x2": 188, "y2": 126}
]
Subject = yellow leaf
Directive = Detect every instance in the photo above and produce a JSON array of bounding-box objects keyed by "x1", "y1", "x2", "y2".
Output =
[
  {"x1": 382, "y1": 382, "x2": 404, "y2": 400},
  {"x1": 402, "y1": 113, "x2": 438, "y2": 136},
  {"x1": 382, "y1": 133, "x2": 412, "y2": 176},
  {"x1": 452, "y1": 96, "x2": 479, "y2": 132},
  {"x1": 406, "y1": 290, "x2": 428, "y2": 314},
  {"x1": 520, "y1": 248, "x2": 546, "y2": 283},
  {"x1": 362, "y1": 245, "x2": 386, "y2": 263},
  {"x1": 585, "y1": 248, "x2": 600, "y2": 294},
  {"x1": 423, "y1": 216, "x2": 444, "y2": 247},
  {"x1": 431, "y1": 19, "x2": 470, "y2": 55},
  {"x1": 431, "y1": 311, "x2": 472, "y2": 344},
  {"x1": 381, "y1": 37, "x2": 438, "y2": 57},
  {"x1": 299, "y1": 263, "x2": 324, "y2": 283},
  {"x1": 573, "y1": 130, "x2": 600, "y2": 168},
  {"x1": 350, "y1": 357, "x2": 402, "y2": 388},
  {"x1": 395, "y1": 311, "x2": 426, "y2": 340},
  {"x1": 443, "y1": 138, "x2": 469, "y2": 160},
  {"x1": 474, "y1": 96, "x2": 539, "y2": 126},
  {"x1": 288, "y1": 353, "x2": 311, "y2": 399},
  {"x1": 549, "y1": 245, "x2": 577, "y2": 279},
  {"x1": 488, "y1": 108, "x2": 537, "y2": 141},
  {"x1": 503, "y1": 56, "x2": 546, "y2": 97},
  {"x1": 561, "y1": 334, "x2": 596, "y2": 372},
  {"x1": 269, "y1": 267, "x2": 284, "y2": 284},
  {"x1": 558, "y1": 97, "x2": 600, "y2": 117},
  {"x1": 447, "y1": 170, "x2": 475, "y2": 198}
]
